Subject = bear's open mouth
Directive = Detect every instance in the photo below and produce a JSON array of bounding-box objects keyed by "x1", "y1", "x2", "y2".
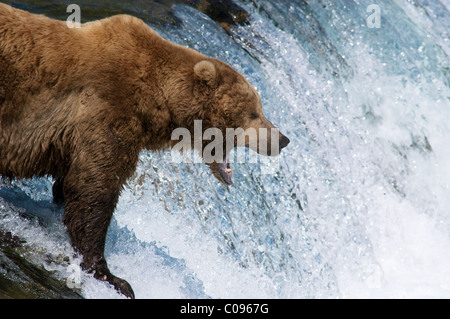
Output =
[{"x1": 218, "y1": 154, "x2": 233, "y2": 185}]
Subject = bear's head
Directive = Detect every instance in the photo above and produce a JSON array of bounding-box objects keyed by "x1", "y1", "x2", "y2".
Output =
[{"x1": 170, "y1": 59, "x2": 290, "y2": 185}]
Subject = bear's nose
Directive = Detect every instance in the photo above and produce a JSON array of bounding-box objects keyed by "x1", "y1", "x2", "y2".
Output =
[{"x1": 279, "y1": 135, "x2": 290, "y2": 150}]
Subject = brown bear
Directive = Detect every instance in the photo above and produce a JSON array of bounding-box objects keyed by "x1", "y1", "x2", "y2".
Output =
[{"x1": 0, "y1": 3, "x2": 289, "y2": 298}]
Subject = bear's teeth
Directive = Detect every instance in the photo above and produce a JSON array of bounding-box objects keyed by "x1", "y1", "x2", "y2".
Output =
[{"x1": 226, "y1": 168, "x2": 233, "y2": 173}]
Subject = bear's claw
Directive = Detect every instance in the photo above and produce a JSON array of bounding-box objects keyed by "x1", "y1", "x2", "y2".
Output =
[
  {"x1": 93, "y1": 264, "x2": 135, "y2": 299},
  {"x1": 108, "y1": 276, "x2": 135, "y2": 299}
]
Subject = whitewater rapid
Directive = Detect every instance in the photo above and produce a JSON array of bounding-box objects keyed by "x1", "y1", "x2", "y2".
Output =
[{"x1": 1, "y1": 0, "x2": 450, "y2": 298}]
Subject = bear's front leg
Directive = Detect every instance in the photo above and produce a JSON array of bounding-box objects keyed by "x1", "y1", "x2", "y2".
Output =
[
  {"x1": 61, "y1": 150, "x2": 137, "y2": 298},
  {"x1": 63, "y1": 181, "x2": 135, "y2": 298},
  {"x1": 59, "y1": 118, "x2": 141, "y2": 298},
  {"x1": 63, "y1": 176, "x2": 135, "y2": 298}
]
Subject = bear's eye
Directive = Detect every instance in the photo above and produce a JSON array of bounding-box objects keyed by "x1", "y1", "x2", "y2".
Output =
[{"x1": 250, "y1": 112, "x2": 259, "y2": 120}]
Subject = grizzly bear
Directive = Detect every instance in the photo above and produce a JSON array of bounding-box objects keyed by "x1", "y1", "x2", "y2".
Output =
[{"x1": 0, "y1": 3, "x2": 289, "y2": 298}]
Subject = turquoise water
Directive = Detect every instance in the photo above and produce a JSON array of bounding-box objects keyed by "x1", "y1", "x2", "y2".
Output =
[{"x1": 1, "y1": 0, "x2": 450, "y2": 298}]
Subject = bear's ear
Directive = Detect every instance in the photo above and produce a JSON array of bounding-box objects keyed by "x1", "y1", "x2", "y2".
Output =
[{"x1": 194, "y1": 60, "x2": 218, "y2": 88}]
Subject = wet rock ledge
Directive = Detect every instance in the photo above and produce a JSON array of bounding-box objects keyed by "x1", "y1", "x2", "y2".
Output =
[{"x1": 0, "y1": 231, "x2": 83, "y2": 299}]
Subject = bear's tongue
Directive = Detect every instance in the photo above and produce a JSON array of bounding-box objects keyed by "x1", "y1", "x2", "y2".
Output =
[{"x1": 219, "y1": 155, "x2": 233, "y2": 185}]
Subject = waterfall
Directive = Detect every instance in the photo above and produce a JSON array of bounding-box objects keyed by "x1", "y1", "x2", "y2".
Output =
[{"x1": 1, "y1": 0, "x2": 449, "y2": 298}]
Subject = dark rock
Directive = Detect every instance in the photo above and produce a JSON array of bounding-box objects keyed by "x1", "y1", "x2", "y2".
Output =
[{"x1": 4, "y1": 0, "x2": 249, "y2": 29}]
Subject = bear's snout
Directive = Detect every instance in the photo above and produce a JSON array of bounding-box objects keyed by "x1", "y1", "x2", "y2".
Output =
[{"x1": 279, "y1": 134, "x2": 290, "y2": 150}]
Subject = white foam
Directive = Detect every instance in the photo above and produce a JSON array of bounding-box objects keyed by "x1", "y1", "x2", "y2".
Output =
[{"x1": 1, "y1": 1, "x2": 450, "y2": 299}]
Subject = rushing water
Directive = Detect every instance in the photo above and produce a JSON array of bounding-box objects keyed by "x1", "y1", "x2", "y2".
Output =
[{"x1": 1, "y1": 0, "x2": 450, "y2": 298}]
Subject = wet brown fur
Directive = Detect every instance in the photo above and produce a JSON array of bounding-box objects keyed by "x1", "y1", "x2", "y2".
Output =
[{"x1": 0, "y1": 3, "x2": 288, "y2": 298}]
